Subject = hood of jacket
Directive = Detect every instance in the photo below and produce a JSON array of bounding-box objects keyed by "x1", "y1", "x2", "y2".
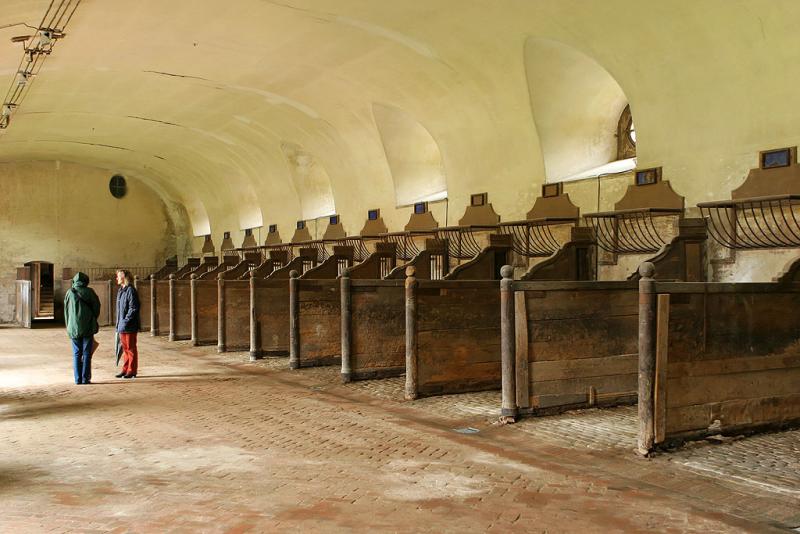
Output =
[
  {"x1": 71, "y1": 272, "x2": 95, "y2": 299},
  {"x1": 72, "y1": 272, "x2": 89, "y2": 287}
]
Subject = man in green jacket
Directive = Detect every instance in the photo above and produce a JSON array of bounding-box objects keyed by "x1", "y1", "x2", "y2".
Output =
[{"x1": 64, "y1": 272, "x2": 101, "y2": 385}]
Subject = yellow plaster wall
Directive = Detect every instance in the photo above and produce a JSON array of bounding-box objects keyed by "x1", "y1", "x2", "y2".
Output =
[{"x1": 0, "y1": 161, "x2": 190, "y2": 322}]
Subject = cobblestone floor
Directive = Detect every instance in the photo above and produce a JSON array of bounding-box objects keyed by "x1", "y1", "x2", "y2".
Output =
[{"x1": 1, "y1": 325, "x2": 798, "y2": 532}]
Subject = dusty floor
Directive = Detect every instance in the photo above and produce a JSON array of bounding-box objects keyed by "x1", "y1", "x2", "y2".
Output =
[{"x1": 1, "y1": 325, "x2": 798, "y2": 533}]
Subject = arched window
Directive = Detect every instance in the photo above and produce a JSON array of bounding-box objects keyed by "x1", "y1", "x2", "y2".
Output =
[{"x1": 617, "y1": 104, "x2": 636, "y2": 160}]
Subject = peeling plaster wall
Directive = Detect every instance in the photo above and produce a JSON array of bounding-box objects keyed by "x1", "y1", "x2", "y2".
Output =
[{"x1": 0, "y1": 161, "x2": 189, "y2": 322}]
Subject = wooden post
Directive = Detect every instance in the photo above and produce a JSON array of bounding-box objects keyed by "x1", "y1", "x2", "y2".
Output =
[
  {"x1": 289, "y1": 270, "x2": 300, "y2": 369},
  {"x1": 168, "y1": 274, "x2": 176, "y2": 341},
  {"x1": 340, "y1": 271, "x2": 352, "y2": 383},
  {"x1": 404, "y1": 266, "x2": 418, "y2": 400},
  {"x1": 190, "y1": 273, "x2": 198, "y2": 346},
  {"x1": 217, "y1": 273, "x2": 225, "y2": 353},
  {"x1": 500, "y1": 265, "x2": 518, "y2": 420},
  {"x1": 637, "y1": 261, "x2": 657, "y2": 455},
  {"x1": 249, "y1": 271, "x2": 259, "y2": 361},
  {"x1": 150, "y1": 274, "x2": 157, "y2": 337}
]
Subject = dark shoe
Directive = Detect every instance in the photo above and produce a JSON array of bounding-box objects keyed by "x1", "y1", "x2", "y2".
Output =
[
  {"x1": 123, "y1": 374, "x2": 136, "y2": 379},
  {"x1": 115, "y1": 372, "x2": 126, "y2": 378}
]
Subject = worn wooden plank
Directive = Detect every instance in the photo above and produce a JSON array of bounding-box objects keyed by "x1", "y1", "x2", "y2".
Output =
[
  {"x1": 514, "y1": 292, "x2": 530, "y2": 409},
  {"x1": 529, "y1": 353, "x2": 637, "y2": 382},
  {"x1": 667, "y1": 353, "x2": 800, "y2": 378},
  {"x1": 654, "y1": 294, "x2": 670, "y2": 444},
  {"x1": 665, "y1": 394, "x2": 800, "y2": 435},
  {"x1": 666, "y1": 367, "x2": 800, "y2": 408},
  {"x1": 530, "y1": 373, "x2": 638, "y2": 397}
]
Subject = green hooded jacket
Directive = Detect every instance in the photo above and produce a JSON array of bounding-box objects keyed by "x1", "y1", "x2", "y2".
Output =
[{"x1": 64, "y1": 272, "x2": 101, "y2": 339}]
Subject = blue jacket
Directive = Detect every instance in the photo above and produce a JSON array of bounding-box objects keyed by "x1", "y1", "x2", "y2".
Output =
[{"x1": 116, "y1": 284, "x2": 141, "y2": 333}]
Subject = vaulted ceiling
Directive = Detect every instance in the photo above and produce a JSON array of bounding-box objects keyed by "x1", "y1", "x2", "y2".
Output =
[{"x1": 2, "y1": 1, "x2": 799, "y2": 238}]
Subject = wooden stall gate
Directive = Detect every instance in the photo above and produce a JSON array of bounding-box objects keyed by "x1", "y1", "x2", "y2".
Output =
[
  {"x1": 501, "y1": 271, "x2": 640, "y2": 418},
  {"x1": 636, "y1": 267, "x2": 800, "y2": 454},
  {"x1": 249, "y1": 248, "x2": 320, "y2": 360},
  {"x1": 404, "y1": 272, "x2": 501, "y2": 399},
  {"x1": 216, "y1": 252, "x2": 263, "y2": 352},
  {"x1": 288, "y1": 246, "x2": 355, "y2": 369}
]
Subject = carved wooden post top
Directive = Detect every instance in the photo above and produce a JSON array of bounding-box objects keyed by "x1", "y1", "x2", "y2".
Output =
[
  {"x1": 290, "y1": 270, "x2": 299, "y2": 279},
  {"x1": 190, "y1": 273, "x2": 197, "y2": 280},
  {"x1": 218, "y1": 273, "x2": 225, "y2": 280},
  {"x1": 500, "y1": 265, "x2": 514, "y2": 287},
  {"x1": 169, "y1": 274, "x2": 176, "y2": 280},
  {"x1": 250, "y1": 270, "x2": 257, "y2": 279},
  {"x1": 638, "y1": 261, "x2": 656, "y2": 281},
  {"x1": 341, "y1": 270, "x2": 350, "y2": 279},
  {"x1": 149, "y1": 274, "x2": 156, "y2": 280},
  {"x1": 405, "y1": 265, "x2": 416, "y2": 288}
]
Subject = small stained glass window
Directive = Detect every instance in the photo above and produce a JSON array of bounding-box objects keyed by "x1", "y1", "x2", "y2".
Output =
[{"x1": 414, "y1": 202, "x2": 428, "y2": 214}]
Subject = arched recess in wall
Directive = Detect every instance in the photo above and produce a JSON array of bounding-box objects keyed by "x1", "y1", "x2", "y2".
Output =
[
  {"x1": 280, "y1": 142, "x2": 336, "y2": 221},
  {"x1": 525, "y1": 37, "x2": 633, "y2": 182},
  {"x1": 372, "y1": 103, "x2": 447, "y2": 206}
]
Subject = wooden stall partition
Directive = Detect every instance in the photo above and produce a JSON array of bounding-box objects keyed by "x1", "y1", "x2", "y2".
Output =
[
  {"x1": 508, "y1": 279, "x2": 640, "y2": 416},
  {"x1": 251, "y1": 277, "x2": 290, "y2": 359},
  {"x1": 385, "y1": 239, "x2": 448, "y2": 281},
  {"x1": 180, "y1": 256, "x2": 218, "y2": 280},
  {"x1": 223, "y1": 252, "x2": 262, "y2": 281},
  {"x1": 134, "y1": 276, "x2": 151, "y2": 332},
  {"x1": 444, "y1": 233, "x2": 512, "y2": 280},
  {"x1": 345, "y1": 242, "x2": 397, "y2": 280},
  {"x1": 173, "y1": 258, "x2": 202, "y2": 279},
  {"x1": 290, "y1": 278, "x2": 341, "y2": 368},
  {"x1": 151, "y1": 257, "x2": 179, "y2": 279},
  {"x1": 521, "y1": 227, "x2": 596, "y2": 281},
  {"x1": 192, "y1": 278, "x2": 218, "y2": 346},
  {"x1": 197, "y1": 256, "x2": 238, "y2": 280},
  {"x1": 247, "y1": 250, "x2": 289, "y2": 279},
  {"x1": 219, "y1": 278, "x2": 251, "y2": 352},
  {"x1": 642, "y1": 280, "x2": 800, "y2": 450},
  {"x1": 93, "y1": 279, "x2": 114, "y2": 327},
  {"x1": 404, "y1": 276, "x2": 501, "y2": 398},
  {"x1": 341, "y1": 277, "x2": 405, "y2": 382}
]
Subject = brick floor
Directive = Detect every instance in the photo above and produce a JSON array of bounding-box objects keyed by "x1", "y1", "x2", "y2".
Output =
[{"x1": 0, "y1": 325, "x2": 797, "y2": 532}]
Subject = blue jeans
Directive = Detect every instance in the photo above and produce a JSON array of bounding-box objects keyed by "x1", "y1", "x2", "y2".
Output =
[{"x1": 71, "y1": 337, "x2": 93, "y2": 384}]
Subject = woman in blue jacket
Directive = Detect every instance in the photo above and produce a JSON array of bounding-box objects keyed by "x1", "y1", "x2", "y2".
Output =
[{"x1": 115, "y1": 270, "x2": 140, "y2": 379}]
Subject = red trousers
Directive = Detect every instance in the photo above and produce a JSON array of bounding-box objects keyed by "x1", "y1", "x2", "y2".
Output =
[{"x1": 120, "y1": 332, "x2": 138, "y2": 376}]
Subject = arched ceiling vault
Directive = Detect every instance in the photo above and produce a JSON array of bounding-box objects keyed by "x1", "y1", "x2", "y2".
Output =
[{"x1": 2, "y1": 0, "x2": 800, "y2": 238}]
